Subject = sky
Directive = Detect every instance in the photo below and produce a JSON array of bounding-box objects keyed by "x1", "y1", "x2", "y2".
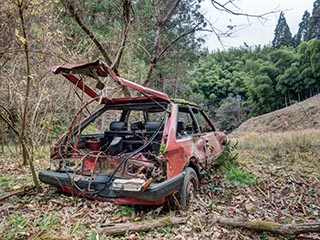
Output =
[{"x1": 201, "y1": 0, "x2": 315, "y2": 51}]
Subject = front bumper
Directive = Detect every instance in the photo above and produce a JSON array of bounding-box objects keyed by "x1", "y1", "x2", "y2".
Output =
[{"x1": 39, "y1": 170, "x2": 185, "y2": 202}]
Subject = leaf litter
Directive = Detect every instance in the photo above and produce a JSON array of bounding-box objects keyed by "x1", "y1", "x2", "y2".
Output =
[{"x1": 0, "y1": 129, "x2": 320, "y2": 239}]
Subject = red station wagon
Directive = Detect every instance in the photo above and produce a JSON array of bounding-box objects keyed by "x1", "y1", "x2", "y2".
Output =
[{"x1": 39, "y1": 61, "x2": 227, "y2": 208}]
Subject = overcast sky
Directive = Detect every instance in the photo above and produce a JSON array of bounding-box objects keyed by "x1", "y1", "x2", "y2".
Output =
[{"x1": 201, "y1": 0, "x2": 315, "y2": 51}]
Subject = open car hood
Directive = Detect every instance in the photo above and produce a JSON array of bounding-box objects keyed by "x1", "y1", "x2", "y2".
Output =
[{"x1": 51, "y1": 60, "x2": 170, "y2": 103}]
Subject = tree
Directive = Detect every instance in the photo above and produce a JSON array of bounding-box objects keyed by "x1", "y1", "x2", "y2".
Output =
[
  {"x1": 0, "y1": 0, "x2": 64, "y2": 191},
  {"x1": 308, "y1": 0, "x2": 320, "y2": 40},
  {"x1": 135, "y1": 0, "x2": 205, "y2": 87},
  {"x1": 297, "y1": 41, "x2": 318, "y2": 97},
  {"x1": 272, "y1": 12, "x2": 293, "y2": 48},
  {"x1": 295, "y1": 10, "x2": 310, "y2": 45},
  {"x1": 269, "y1": 48, "x2": 298, "y2": 105}
]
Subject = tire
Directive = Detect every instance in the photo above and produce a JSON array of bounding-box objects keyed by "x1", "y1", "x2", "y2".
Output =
[{"x1": 179, "y1": 167, "x2": 199, "y2": 209}]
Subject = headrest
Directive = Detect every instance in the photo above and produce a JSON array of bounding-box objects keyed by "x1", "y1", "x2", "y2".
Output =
[
  {"x1": 177, "y1": 121, "x2": 185, "y2": 131},
  {"x1": 145, "y1": 121, "x2": 162, "y2": 131},
  {"x1": 110, "y1": 121, "x2": 127, "y2": 131},
  {"x1": 131, "y1": 121, "x2": 145, "y2": 131}
]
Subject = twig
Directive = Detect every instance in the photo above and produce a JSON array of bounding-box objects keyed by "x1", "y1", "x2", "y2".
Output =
[{"x1": 0, "y1": 186, "x2": 35, "y2": 202}]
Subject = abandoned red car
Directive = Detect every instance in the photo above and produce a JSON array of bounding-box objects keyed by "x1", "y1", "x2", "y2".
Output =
[{"x1": 39, "y1": 60, "x2": 227, "y2": 208}]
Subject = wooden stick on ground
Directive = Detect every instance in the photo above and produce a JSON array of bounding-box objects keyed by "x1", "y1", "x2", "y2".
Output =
[
  {"x1": 217, "y1": 218, "x2": 320, "y2": 237},
  {"x1": 100, "y1": 215, "x2": 189, "y2": 235},
  {"x1": 0, "y1": 186, "x2": 35, "y2": 202},
  {"x1": 99, "y1": 214, "x2": 320, "y2": 237}
]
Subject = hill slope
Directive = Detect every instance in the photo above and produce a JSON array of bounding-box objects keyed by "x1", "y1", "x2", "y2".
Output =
[{"x1": 235, "y1": 94, "x2": 320, "y2": 134}]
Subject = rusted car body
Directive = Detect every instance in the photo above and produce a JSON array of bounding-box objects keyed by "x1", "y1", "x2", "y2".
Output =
[{"x1": 39, "y1": 60, "x2": 226, "y2": 207}]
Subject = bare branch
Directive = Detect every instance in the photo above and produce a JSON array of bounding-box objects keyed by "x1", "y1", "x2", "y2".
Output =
[
  {"x1": 111, "y1": 0, "x2": 132, "y2": 70},
  {"x1": 0, "y1": 48, "x2": 69, "y2": 62},
  {"x1": 157, "y1": 26, "x2": 200, "y2": 60},
  {"x1": 142, "y1": 0, "x2": 183, "y2": 86},
  {"x1": 0, "y1": 105, "x2": 18, "y2": 136},
  {"x1": 210, "y1": 0, "x2": 281, "y2": 21},
  {"x1": 202, "y1": 15, "x2": 249, "y2": 49},
  {"x1": 60, "y1": 0, "x2": 114, "y2": 68},
  {"x1": 128, "y1": 41, "x2": 151, "y2": 58},
  {"x1": 160, "y1": 0, "x2": 182, "y2": 26}
]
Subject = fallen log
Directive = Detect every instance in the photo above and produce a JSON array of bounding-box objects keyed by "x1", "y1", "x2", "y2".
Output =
[
  {"x1": 99, "y1": 214, "x2": 320, "y2": 237},
  {"x1": 100, "y1": 215, "x2": 189, "y2": 235},
  {"x1": 217, "y1": 218, "x2": 320, "y2": 237}
]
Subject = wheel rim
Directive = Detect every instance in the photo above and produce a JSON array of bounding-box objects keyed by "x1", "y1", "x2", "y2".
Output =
[{"x1": 186, "y1": 178, "x2": 196, "y2": 206}]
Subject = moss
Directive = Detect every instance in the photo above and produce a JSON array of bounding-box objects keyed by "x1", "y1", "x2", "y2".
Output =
[
  {"x1": 251, "y1": 220, "x2": 279, "y2": 231},
  {"x1": 171, "y1": 98, "x2": 199, "y2": 107},
  {"x1": 160, "y1": 217, "x2": 171, "y2": 225}
]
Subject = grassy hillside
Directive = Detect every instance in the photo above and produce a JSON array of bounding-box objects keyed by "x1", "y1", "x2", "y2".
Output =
[{"x1": 234, "y1": 94, "x2": 320, "y2": 134}]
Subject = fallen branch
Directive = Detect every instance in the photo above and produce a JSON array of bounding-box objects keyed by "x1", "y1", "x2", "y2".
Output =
[
  {"x1": 100, "y1": 215, "x2": 189, "y2": 235},
  {"x1": 217, "y1": 218, "x2": 320, "y2": 237},
  {"x1": 99, "y1": 213, "x2": 320, "y2": 237},
  {"x1": 0, "y1": 186, "x2": 35, "y2": 202}
]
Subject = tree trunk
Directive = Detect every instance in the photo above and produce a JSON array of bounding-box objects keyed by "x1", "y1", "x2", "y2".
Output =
[
  {"x1": 60, "y1": 0, "x2": 113, "y2": 67},
  {"x1": 142, "y1": 0, "x2": 182, "y2": 87},
  {"x1": 285, "y1": 94, "x2": 288, "y2": 107},
  {"x1": 60, "y1": 0, "x2": 131, "y2": 97},
  {"x1": 0, "y1": 107, "x2": 42, "y2": 192},
  {"x1": 18, "y1": 1, "x2": 32, "y2": 166}
]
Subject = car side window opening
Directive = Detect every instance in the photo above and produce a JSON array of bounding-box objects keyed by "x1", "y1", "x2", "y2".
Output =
[
  {"x1": 176, "y1": 107, "x2": 199, "y2": 138},
  {"x1": 192, "y1": 108, "x2": 215, "y2": 133},
  {"x1": 146, "y1": 111, "x2": 164, "y2": 122}
]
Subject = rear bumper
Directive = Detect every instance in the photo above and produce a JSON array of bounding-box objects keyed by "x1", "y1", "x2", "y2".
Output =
[{"x1": 39, "y1": 170, "x2": 184, "y2": 202}]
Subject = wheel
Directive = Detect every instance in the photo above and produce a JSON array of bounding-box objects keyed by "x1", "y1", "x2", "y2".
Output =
[{"x1": 179, "y1": 167, "x2": 199, "y2": 209}]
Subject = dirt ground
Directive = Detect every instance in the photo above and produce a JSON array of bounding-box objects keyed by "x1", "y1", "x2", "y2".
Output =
[{"x1": 1, "y1": 128, "x2": 320, "y2": 239}]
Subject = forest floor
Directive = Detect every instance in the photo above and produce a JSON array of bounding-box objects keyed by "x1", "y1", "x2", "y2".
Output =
[{"x1": 0, "y1": 129, "x2": 320, "y2": 239}]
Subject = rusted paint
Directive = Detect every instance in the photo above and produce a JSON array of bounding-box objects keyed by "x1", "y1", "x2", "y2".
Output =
[
  {"x1": 52, "y1": 60, "x2": 171, "y2": 102},
  {"x1": 41, "y1": 61, "x2": 227, "y2": 205}
]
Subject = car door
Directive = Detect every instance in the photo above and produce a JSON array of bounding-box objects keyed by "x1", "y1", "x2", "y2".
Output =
[
  {"x1": 191, "y1": 108, "x2": 223, "y2": 165},
  {"x1": 173, "y1": 106, "x2": 208, "y2": 170}
]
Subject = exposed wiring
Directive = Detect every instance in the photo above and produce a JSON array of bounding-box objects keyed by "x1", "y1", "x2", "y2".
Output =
[{"x1": 58, "y1": 110, "x2": 167, "y2": 196}]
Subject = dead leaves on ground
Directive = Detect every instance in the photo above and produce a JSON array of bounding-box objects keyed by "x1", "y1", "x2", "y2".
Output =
[{"x1": 0, "y1": 137, "x2": 320, "y2": 239}]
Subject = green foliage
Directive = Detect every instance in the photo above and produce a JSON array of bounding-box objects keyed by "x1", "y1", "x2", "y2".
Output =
[
  {"x1": 222, "y1": 163, "x2": 257, "y2": 187},
  {"x1": 295, "y1": 10, "x2": 311, "y2": 45},
  {"x1": 159, "y1": 144, "x2": 166, "y2": 154},
  {"x1": 5, "y1": 213, "x2": 29, "y2": 239},
  {"x1": 272, "y1": 12, "x2": 294, "y2": 48},
  {"x1": 307, "y1": 0, "x2": 320, "y2": 40},
  {"x1": 215, "y1": 141, "x2": 257, "y2": 187},
  {"x1": 3, "y1": 212, "x2": 60, "y2": 239},
  {"x1": 215, "y1": 140, "x2": 238, "y2": 168},
  {"x1": 115, "y1": 206, "x2": 135, "y2": 216},
  {"x1": 188, "y1": 37, "x2": 320, "y2": 120}
]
